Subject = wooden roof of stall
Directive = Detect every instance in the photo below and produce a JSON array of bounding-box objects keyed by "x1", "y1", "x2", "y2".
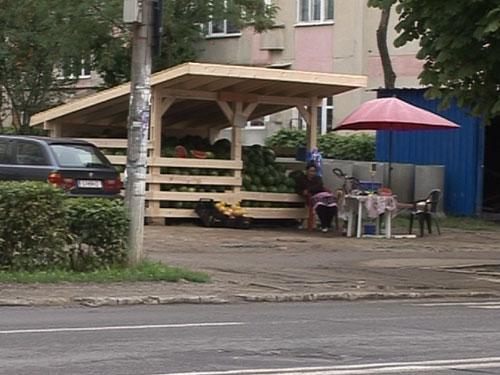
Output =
[{"x1": 30, "y1": 62, "x2": 367, "y2": 130}]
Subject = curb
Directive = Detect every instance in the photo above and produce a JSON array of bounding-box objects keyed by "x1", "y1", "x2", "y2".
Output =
[{"x1": 1, "y1": 290, "x2": 499, "y2": 307}]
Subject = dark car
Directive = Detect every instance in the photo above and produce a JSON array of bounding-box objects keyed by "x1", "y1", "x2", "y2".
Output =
[{"x1": 0, "y1": 135, "x2": 122, "y2": 197}]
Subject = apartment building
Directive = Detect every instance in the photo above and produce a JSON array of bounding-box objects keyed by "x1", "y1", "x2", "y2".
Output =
[{"x1": 197, "y1": 0, "x2": 423, "y2": 143}]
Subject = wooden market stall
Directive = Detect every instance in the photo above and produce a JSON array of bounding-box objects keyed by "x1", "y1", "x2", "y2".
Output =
[{"x1": 30, "y1": 62, "x2": 367, "y2": 221}]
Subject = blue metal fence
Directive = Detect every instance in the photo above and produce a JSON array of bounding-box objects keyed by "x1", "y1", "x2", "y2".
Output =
[{"x1": 376, "y1": 89, "x2": 484, "y2": 216}]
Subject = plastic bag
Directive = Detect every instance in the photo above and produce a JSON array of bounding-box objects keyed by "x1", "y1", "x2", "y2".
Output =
[{"x1": 306, "y1": 148, "x2": 323, "y2": 177}]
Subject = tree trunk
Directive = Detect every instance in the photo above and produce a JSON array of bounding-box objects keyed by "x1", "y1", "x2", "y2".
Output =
[{"x1": 377, "y1": 6, "x2": 396, "y2": 89}]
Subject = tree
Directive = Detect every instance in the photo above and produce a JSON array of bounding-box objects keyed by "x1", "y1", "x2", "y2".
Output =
[
  {"x1": 97, "y1": 0, "x2": 278, "y2": 86},
  {"x1": 393, "y1": 0, "x2": 500, "y2": 119},
  {"x1": 0, "y1": 0, "x2": 277, "y2": 133},
  {"x1": 0, "y1": 0, "x2": 126, "y2": 133},
  {"x1": 368, "y1": 0, "x2": 397, "y2": 89}
]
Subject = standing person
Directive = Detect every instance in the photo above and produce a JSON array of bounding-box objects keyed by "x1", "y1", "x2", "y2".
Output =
[{"x1": 296, "y1": 163, "x2": 337, "y2": 232}]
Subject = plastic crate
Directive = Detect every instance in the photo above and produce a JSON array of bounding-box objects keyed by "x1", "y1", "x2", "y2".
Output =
[
  {"x1": 229, "y1": 215, "x2": 252, "y2": 229},
  {"x1": 358, "y1": 181, "x2": 382, "y2": 192},
  {"x1": 195, "y1": 199, "x2": 228, "y2": 227},
  {"x1": 195, "y1": 199, "x2": 252, "y2": 229}
]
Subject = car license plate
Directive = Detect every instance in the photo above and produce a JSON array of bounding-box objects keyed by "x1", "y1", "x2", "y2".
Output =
[{"x1": 78, "y1": 180, "x2": 103, "y2": 188}]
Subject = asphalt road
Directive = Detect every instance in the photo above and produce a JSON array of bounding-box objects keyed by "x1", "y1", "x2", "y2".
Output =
[{"x1": 1, "y1": 299, "x2": 500, "y2": 375}]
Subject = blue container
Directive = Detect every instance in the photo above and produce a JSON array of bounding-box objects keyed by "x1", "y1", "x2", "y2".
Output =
[
  {"x1": 296, "y1": 146, "x2": 306, "y2": 161},
  {"x1": 358, "y1": 181, "x2": 382, "y2": 192},
  {"x1": 364, "y1": 225, "x2": 376, "y2": 235}
]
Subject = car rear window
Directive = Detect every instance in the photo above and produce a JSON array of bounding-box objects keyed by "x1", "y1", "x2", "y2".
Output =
[{"x1": 50, "y1": 144, "x2": 110, "y2": 168}]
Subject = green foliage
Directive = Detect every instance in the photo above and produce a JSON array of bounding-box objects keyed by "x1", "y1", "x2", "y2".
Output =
[
  {"x1": 0, "y1": 182, "x2": 69, "y2": 271},
  {"x1": 265, "y1": 129, "x2": 306, "y2": 147},
  {"x1": 393, "y1": 0, "x2": 500, "y2": 120},
  {"x1": 64, "y1": 198, "x2": 129, "y2": 272},
  {"x1": 0, "y1": 0, "x2": 127, "y2": 132},
  {"x1": 318, "y1": 133, "x2": 375, "y2": 161},
  {"x1": 0, "y1": 260, "x2": 210, "y2": 284},
  {"x1": 0, "y1": 1, "x2": 276, "y2": 130},
  {"x1": 265, "y1": 130, "x2": 375, "y2": 161},
  {"x1": 0, "y1": 182, "x2": 129, "y2": 272}
]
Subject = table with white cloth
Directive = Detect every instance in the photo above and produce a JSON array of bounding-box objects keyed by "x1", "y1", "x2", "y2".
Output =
[{"x1": 340, "y1": 194, "x2": 398, "y2": 238}]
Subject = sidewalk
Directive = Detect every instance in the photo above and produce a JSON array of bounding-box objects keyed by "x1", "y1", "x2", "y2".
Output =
[{"x1": 1, "y1": 224, "x2": 500, "y2": 307}]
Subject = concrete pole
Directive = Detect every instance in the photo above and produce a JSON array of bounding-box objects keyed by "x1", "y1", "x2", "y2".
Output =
[{"x1": 124, "y1": 0, "x2": 153, "y2": 266}]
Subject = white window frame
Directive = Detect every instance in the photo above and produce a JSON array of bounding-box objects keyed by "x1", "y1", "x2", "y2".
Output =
[
  {"x1": 246, "y1": 115, "x2": 269, "y2": 129},
  {"x1": 57, "y1": 59, "x2": 91, "y2": 80},
  {"x1": 290, "y1": 97, "x2": 333, "y2": 135},
  {"x1": 297, "y1": 0, "x2": 334, "y2": 25},
  {"x1": 203, "y1": 0, "x2": 242, "y2": 38}
]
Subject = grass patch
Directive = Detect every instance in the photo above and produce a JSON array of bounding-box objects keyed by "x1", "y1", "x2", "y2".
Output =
[
  {"x1": 392, "y1": 214, "x2": 500, "y2": 231},
  {"x1": 0, "y1": 260, "x2": 211, "y2": 284}
]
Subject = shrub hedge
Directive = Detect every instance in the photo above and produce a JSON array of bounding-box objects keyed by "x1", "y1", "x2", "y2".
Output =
[
  {"x1": 0, "y1": 182, "x2": 69, "y2": 271},
  {"x1": 265, "y1": 129, "x2": 375, "y2": 161},
  {"x1": 0, "y1": 182, "x2": 128, "y2": 272}
]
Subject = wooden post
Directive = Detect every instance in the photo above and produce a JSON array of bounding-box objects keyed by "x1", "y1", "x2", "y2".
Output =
[
  {"x1": 148, "y1": 87, "x2": 163, "y2": 223},
  {"x1": 307, "y1": 97, "x2": 319, "y2": 152}
]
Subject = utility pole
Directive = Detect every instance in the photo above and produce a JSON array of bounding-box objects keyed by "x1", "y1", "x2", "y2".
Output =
[{"x1": 123, "y1": 0, "x2": 153, "y2": 266}]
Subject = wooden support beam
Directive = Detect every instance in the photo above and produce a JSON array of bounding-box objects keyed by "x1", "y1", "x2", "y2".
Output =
[
  {"x1": 297, "y1": 106, "x2": 311, "y2": 126},
  {"x1": 163, "y1": 88, "x2": 310, "y2": 107},
  {"x1": 160, "y1": 96, "x2": 176, "y2": 116},
  {"x1": 306, "y1": 97, "x2": 321, "y2": 151},
  {"x1": 217, "y1": 101, "x2": 234, "y2": 124},
  {"x1": 149, "y1": 88, "x2": 164, "y2": 218},
  {"x1": 243, "y1": 102, "x2": 258, "y2": 118},
  {"x1": 218, "y1": 92, "x2": 258, "y2": 103}
]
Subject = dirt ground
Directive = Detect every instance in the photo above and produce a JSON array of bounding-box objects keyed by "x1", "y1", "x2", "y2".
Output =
[{"x1": 2, "y1": 221, "x2": 500, "y2": 306}]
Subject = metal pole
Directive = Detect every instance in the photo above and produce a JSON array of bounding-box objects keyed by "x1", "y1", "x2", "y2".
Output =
[{"x1": 124, "y1": 0, "x2": 153, "y2": 266}]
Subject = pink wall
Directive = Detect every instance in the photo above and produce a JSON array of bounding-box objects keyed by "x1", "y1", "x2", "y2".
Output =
[
  {"x1": 249, "y1": 30, "x2": 272, "y2": 66},
  {"x1": 294, "y1": 27, "x2": 333, "y2": 72},
  {"x1": 368, "y1": 55, "x2": 424, "y2": 78}
]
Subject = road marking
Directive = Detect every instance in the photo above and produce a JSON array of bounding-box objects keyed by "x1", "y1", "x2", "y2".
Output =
[
  {"x1": 0, "y1": 322, "x2": 244, "y2": 335},
  {"x1": 142, "y1": 357, "x2": 500, "y2": 375},
  {"x1": 410, "y1": 301, "x2": 500, "y2": 308}
]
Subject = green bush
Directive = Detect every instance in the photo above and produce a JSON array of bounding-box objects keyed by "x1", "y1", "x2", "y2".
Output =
[
  {"x1": 64, "y1": 198, "x2": 129, "y2": 272},
  {"x1": 0, "y1": 182, "x2": 129, "y2": 272},
  {"x1": 265, "y1": 129, "x2": 306, "y2": 147},
  {"x1": 0, "y1": 182, "x2": 69, "y2": 271},
  {"x1": 318, "y1": 133, "x2": 375, "y2": 161},
  {"x1": 265, "y1": 130, "x2": 375, "y2": 161}
]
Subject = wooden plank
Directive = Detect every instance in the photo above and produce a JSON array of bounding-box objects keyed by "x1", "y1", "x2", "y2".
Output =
[
  {"x1": 148, "y1": 175, "x2": 241, "y2": 186},
  {"x1": 146, "y1": 208, "x2": 199, "y2": 218},
  {"x1": 77, "y1": 138, "x2": 153, "y2": 149},
  {"x1": 145, "y1": 207, "x2": 307, "y2": 219},
  {"x1": 106, "y1": 155, "x2": 127, "y2": 164},
  {"x1": 237, "y1": 192, "x2": 304, "y2": 202},
  {"x1": 150, "y1": 156, "x2": 242, "y2": 169},
  {"x1": 163, "y1": 88, "x2": 217, "y2": 101},
  {"x1": 242, "y1": 207, "x2": 308, "y2": 219},
  {"x1": 218, "y1": 92, "x2": 258, "y2": 103},
  {"x1": 147, "y1": 191, "x2": 236, "y2": 201}
]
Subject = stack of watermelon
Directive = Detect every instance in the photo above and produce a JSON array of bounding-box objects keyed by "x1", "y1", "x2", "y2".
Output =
[
  {"x1": 161, "y1": 136, "x2": 229, "y2": 160},
  {"x1": 241, "y1": 145, "x2": 296, "y2": 193},
  {"x1": 159, "y1": 137, "x2": 307, "y2": 210}
]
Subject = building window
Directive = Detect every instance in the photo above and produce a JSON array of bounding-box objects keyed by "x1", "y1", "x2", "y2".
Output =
[
  {"x1": 203, "y1": 0, "x2": 241, "y2": 37},
  {"x1": 290, "y1": 97, "x2": 334, "y2": 135},
  {"x1": 246, "y1": 115, "x2": 269, "y2": 129},
  {"x1": 298, "y1": 0, "x2": 334, "y2": 24},
  {"x1": 58, "y1": 59, "x2": 91, "y2": 80}
]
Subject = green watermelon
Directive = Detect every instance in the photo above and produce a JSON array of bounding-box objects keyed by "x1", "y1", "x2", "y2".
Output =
[{"x1": 252, "y1": 175, "x2": 262, "y2": 186}]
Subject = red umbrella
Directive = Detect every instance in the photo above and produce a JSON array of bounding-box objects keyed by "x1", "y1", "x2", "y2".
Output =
[{"x1": 334, "y1": 97, "x2": 460, "y2": 186}]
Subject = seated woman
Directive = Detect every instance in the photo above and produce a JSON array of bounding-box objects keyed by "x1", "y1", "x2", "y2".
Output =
[{"x1": 296, "y1": 163, "x2": 338, "y2": 233}]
